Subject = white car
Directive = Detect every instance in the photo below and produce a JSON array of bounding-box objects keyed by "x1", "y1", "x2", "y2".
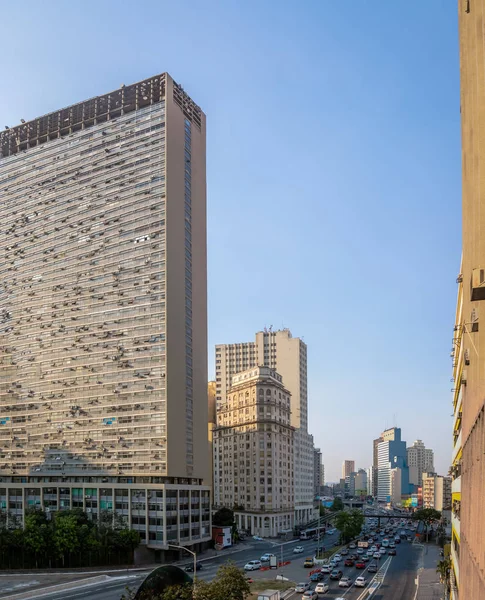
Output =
[
  {"x1": 349, "y1": 542, "x2": 356, "y2": 549},
  {"x1": 338, "y1": 576, "x2": 352, "y2": 588},
  {"x1": 244, "y1": 560, "x2": 262, "y2": 571},
  {"x1": 334, "y1": 554, "x2": 342, "y2": 561},
  {"x1": 293, "y1": 546, "x2": 304, "y2": 554},
  {"x1": 379, "y1": 547, "x2": 387, "y2": 554},
  {"x1": 315, "y1": 582, "x2": 329, "y2": 595},
  {"x1": 356, "y1": 548, "x2": 363, "y2": 554},
  {"x1": 373, "y1": 552, "x2": 381, "y2": 559},
  {"x1": 252, "y1": 535, "x2": 263, "y2": 541},
  {"x1": 260, "y1": 553, "x2": 275, "y2": 562},
  {"x1": 295, "y1": 582, "x2": 311, "y2": 593},
  {"x1": 302, "y1": 591, "x2": 318, "y2": 600},
  {"x1": 355, "y1": 576, "x2": 367, "y2": 587},
  {"x1": 370, "y1": 546, "x2": 377, "y2": 553},
  {"x1": 320, "y1": 564, "x2": 331, "y2": 574}
]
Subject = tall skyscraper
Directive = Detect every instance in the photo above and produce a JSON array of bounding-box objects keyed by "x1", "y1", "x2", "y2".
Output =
[
  {"x1": 215, "y1": 329, "x2": 314, "y2": 524},
  {"x1": 0, "y1": 73, "x2": 210, "y2": 553},
  {"x1": 372, "y1": 437, "x2": 383, "y2": 497},
  {"x1": 213, "y1": 367, "x2": 294, "y2": 537},
  {"x1": 377, "y1": 428, "x2": 409, "y2": 503},
  {"x1": 452, "y1": 3, "x2": 485, "y2": 599},
  {"x1": 407, "y1": 440, "x2": 434, "y2": 487},
  {"x1": 342, "y1": 460, "x2": 355, "y2": 480}
]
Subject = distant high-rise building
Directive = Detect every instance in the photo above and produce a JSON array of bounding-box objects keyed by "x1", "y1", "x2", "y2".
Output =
[
  {"x1": 354, "y1": 469, "x2": 367, "y2": 496},
  {"x1": 377, "y1": 428, "x2": 409, "y2": 503},
  {"x1": 407, "y1": 440, "x2": 434, "y2": 487},
  {"x1": 320, "y1": 463, "x2": 325, "y2": 491},
  {"x1": 313, "y1": 448, "x2": 322, "y2": 496},
  {"x1": 215, "y1": 329, "x2": 314, "y2": 525},
  {"x1": 372, "y1": 437, "x2": 383, "y2": 497},
  {"x1": 0, "y1": 73, "x2": 211, "y2": 552},
  {"x1": 422, "y1": 473, "x2": 452, "y2": 512},
  {"x1": 213, "y1": 367, "x2": 294, "y2": 537},
  {"x1": 342, "y1": 460, "x2": 355, "y2": 480}
]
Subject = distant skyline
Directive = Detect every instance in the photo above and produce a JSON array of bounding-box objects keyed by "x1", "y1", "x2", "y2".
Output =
[{"x1": 0, "y1": 1, "x2": 460, "y2": 482}]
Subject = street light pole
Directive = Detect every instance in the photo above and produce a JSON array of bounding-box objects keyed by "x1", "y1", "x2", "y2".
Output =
[{"x1": 168, "y1": 544, "x2": 197, "y2": 597}]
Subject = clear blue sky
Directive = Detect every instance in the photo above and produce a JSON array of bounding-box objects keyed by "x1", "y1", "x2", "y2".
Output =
[{"x1": 1, "y1": 1, "x2": 460, "y2": 481}]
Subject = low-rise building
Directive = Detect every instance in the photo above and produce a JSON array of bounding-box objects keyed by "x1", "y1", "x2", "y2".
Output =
[{"x1": 422, "y1": 473, "x2": 452, "y2": 511}]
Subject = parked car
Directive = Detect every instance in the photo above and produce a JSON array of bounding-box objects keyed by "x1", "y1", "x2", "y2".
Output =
[
  {"x1": 185, "y1": 562, "x2": 203, "y2": 572},
  {"x1": 293, "y1": 546, "x2": 304, "y2": 554},
  {"x1": 295, "y1": 582, "x2": 311, "y2": 593},
  {"x1": 310, "y1": 571, "x2": 324, "y2": 582},
  {"x1": 368, "y1": 563, "x2": 378, "y2": 573},
  {"x1": 355, "y1": 561, "x2": 366, "y2": 569},
  {"x1": 302, "y1": 591, "x2": 318, "y2": 600},
  {"x1": 330, "y1": 569, "x2": 343, "y2": 580},
  {"x1": 339, "y1": 576, "x2": 352, "y2": 588},
  {"x1": 315, "y1": 582, "x2": 330, "y2": 595},
  {"x1": 355, "y1": 576, "x2": 367, "y2": 587},
  {"x1": 244, "y1": 560, "x2": 262, "y2": 571},
  {"x1": 344, "y1": 558, "x2": 355, "y2": 566},
  {"x1": 260, "y1": 553, "x2": 276, "y2": 562}
]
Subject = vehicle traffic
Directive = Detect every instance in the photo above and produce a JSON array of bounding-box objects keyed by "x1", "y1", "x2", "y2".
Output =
[{"x1": 244, "y1": 560, "x2": 261, "y2": 570}]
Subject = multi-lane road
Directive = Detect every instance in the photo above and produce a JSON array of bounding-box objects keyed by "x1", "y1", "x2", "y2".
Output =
[{"x1": 30, "y1": 524, "x2": 422, "y2": 600}]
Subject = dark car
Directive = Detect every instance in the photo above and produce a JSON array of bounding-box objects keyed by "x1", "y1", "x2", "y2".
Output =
[
  {"x1": 185, "y1": 562, "x2": 203, "y2": 572},
  {"x1": 330, "y1": 569, "x2": 343, "y2": 580},
  {"x1": 355, "y1": 561, "x2": 366, "y2": 569},
  {"x1": 350, "y1": 554, "x2": 358, "y2": 561},
  {"x1": 310, "y1": 571, "x2": 324, "y2": 582},
  {"x1": 333, "y1": 540, "x2": 340, "y2": 546},
  {"x1": 368, "y1": 563, "x2": 378, "y2": 573},
  {"x1": 344, "y1": 559, "x2": 355, "y2": 567},
  {"x1": 388, "y1": 549, "x2": 397, "y2": 556}
]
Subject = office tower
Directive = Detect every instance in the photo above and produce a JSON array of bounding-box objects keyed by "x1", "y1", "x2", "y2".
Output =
[
  {"x1": 0, "y1": 74, "x2": 210, "y2": 553},
  {"x1": 342, "y1": 460, "x2": 355, "y2": 480},
  {"x1": 215, "y1": 329, "x2": 314, "y2": 524},
  {"x1": 422, "y1": 473, "x2": 452, "y2": 512},
  {"x1": 377, "y1": 428, "x2": 409, "y2": 503},
  {"x1": 313, "y1": 447, "x2": 322, "y2": 496},
  {"x1": 407, "y1": 440, "x2": 434, "y2": 487},
  {"x1": 213, "y1": 367, "x2": 294, "y2": 537},
  {"x1": 452, "y1": 3, "x2": 485, "y2": 598},
  {"x1": 372, "y1": 437, "x2": 382, "y2": 497}
]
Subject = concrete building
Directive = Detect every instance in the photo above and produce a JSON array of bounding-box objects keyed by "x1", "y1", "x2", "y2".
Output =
[
  {"x1": 372, "y1": 437, "x2": 382, "y2": 497},
  {"x1": 313, "y1": 448, "x2": 322, "y2": 496},
  {"x1": 208, "y1": 381, "x2": 217, "y2": 502},
  {"x1": 354, "y1": 469, "x2": 367, "y2": 496},
  {"x1": 451, "y1": 3, "x2": 485, "y2": 597},
  {"x1": 422, "y1": 473, "x2": 452, "y2": 512},
  {"x1": 377, "y1": 428, "x2": 409, "y2": 503},
  {"x1": 0, "y1": 73, "x2": 211, "y2": 553},
  {"x1": 320, "y1": 463, "x2": 325, "y2": 492},
  {"x1": 407, "y1": 440, "x2": 434, "y2": 487},
  {"x1": 390, "y1": 468, "x2": 402, "y2": 506},
  {"x1": 366, "y1": 467, "x2": 374, "y2": 496},
  {"x1": 215, "y1": 329, "x2": 314, "y2": 525},
  {"x1": 342, "y1": 460, "x2": 355, "y2": 480},
  {"x1": 213, "y1": 367, "x2": 294, "y2": 537}
]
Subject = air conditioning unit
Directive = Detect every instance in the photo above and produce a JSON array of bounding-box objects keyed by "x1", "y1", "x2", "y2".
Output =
[
  {"x1": 461, "y1": 370, "x2": 467, "y2": 385},
  {"x1": 465, "y1": 349, "x2": 470, "y2": 366},
  {"x1": 471, "y1": 269, "x2": 485, "y2": 301}
]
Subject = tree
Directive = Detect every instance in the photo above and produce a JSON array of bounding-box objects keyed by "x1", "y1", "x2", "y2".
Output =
[
  {"x1": 212, "y1": 507, "x2": 235, "y2": 527},
  {"x1": 330, "y1": 497, "x2": 344, "y2": 512},
  {"x1": 413, "y1": 508, "x2": 441, "y2": 543},
  {"x1": 53, "y1": 514, "x2": 80, "y2": 566},
  {"x1": 319, "y1": 504, "x2": 326, "y2": 517},
  {"x1": 334, "y1": 509, "x2": 364, "y2": 543},
  {"x1": 209, "y1": 563, "x2": 251, "y2": 600},
  {"x1": 24, "y1": 510, "x2": 50, "y2": 568}
]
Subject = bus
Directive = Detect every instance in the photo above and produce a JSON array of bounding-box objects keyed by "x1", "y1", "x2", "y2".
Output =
[
  {"x1": 382, "y1": 538, "x2": 390, "y2": 548},
  {"x1": 299, "y1": 526, "x2": 326, "y2": 540}
]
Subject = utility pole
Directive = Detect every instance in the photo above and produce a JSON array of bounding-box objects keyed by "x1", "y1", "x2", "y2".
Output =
[{"x1": 168, "y1": 544, "x2": 197, "y2": 599}]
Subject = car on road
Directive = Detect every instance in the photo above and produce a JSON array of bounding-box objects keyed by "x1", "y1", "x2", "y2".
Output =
[
  {"x1": 388, "y1": 549, "x2": 397, "y2": 555},
  {"x1": 389, "y1": 542, "x2": 396, "y2": 548},
  {"x1": 315, "y1": 582, "x2": 330, "y2": 595},
  {"x1": 379, "y1": 547, "x2": 387, "y2": 555},
  {"x1": 327, "y1": 528, "x2": 336, "y2": 534},
  {"x1": 349, "y1": 554, "x2": 358, "y2": 561},
  {"x1": 349, "y1": 542, "x2": 356, "y2": 549},
  {"x1": 340, "y1": 548, "x2": 349, "y2": 555},
  {"x1": 373, "y1": 552, "x2": 381, "y2": 559},
  {"x1": 344, "y1": 558, "x2": 355, "y2": 566},
  {"x1": 368, "y1": 563, "x2": 378, "y2": 573},
  {"x1": 304, "y1": 557, "x2": 315, "y2": 568},
  {"x1": 310, "y1": 571, "x2": 324, "y2": 582},
  {"x1": 260, "y1": 553, "x2": 276, "y2": 562},
  {"x1": 355, "y1": 560, "x2": 366, "y2": 569},
  {"x1": 321, "y1": 564, "x2": 332, "y2": 574},
  {"x1": 339, "y1": 576, "x2": 352, "y2": 588},
  {"x1": 244, "y1": 560, "x2": 262, "y2": 571},
  {"x1": 330, "y1": 569, "x2": 343, "y2": 580},
  {"x1": 184, "y1": 562, "x2": 203, "y2": 572},
  {"x1": 293, "y1": 546, "x2": 305, "y2": 554},
  {"x1": 252, "y1": 535, "x2": 263, "y2": 541},
  {"x1": 407, "y1": 536, "x2": 413, "y2": 542},
  {"x1": 302, "y1": 590, "x2": 318, "y2": 600},
  {"x1": 295, "y1": 582, "x2": 311, "y2": 593},
  {"x1": 355, "y1": 576, "x2": 367, "y2": 587},
  {"x1": 356, "y1": 548, "x2": 364, "y2": 554},
  {"x1": 334, "y1": 553, "x2": 342, "y2": 561}
]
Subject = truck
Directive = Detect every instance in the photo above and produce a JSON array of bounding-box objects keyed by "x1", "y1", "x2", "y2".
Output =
[
  {"x1": 269, "y1": 555, "x2": 278, "y2": 569},
  {"x1": 257, "y1": 591, "x2": 280, "y2": 600}
]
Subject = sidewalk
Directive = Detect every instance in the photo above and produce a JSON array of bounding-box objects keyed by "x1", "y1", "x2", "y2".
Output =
[{"x1": 416, "y1": 544, "x2": 445, "y2": 600}]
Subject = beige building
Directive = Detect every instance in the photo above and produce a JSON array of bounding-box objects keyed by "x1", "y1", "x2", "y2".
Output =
[
  {"x1": 390, "y1": 468, "x2": 402, "y2": 506},
  {"x1": 422, "y1": 473, "x2": 452, "y2": 512},
  {"x1": 0, "y1": 73, "x2": 211, "y2": 553},
  {"x1": 342, "y1": 460, "x2": 355, "y2": 480},
  {"x1": 452, "y1": 2, "x2": 485, "y2": 597},
  {"x1": 213, "y1": 367, "x2": 294, "y2": 537},
  {"x1": 407, "y1": 440, "x2": 434, "y2": 487},
  {"x1": 215, "y1": 329, "x2": 314, "y2": 524}
]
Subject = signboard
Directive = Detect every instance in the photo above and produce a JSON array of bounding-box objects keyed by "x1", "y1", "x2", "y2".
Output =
[{"x1": 358, "y1": 541, "x2": 369, "y2": 548}]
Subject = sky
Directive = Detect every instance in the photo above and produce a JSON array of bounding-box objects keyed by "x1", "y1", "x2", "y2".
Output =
[{"x1": 0, "y1": 1, "x2": 461, "y2": 481}]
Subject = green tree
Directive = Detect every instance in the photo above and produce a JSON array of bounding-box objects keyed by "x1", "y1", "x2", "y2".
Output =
[
  {"x1": 210, "y1": 562, "x2": 251, "y2": 600},
  {"x1": 330, "y1": 497, "x2": 344, "y2": 511},
  {"x1": 23, "y1": 510, "x2": 50, "y2": 568},
  {"x1": 319, "y1": 504, "x2": 326, "y2": 517},
  {"x1": 53, "y1": 514, "x2": 80, "y2": 566},
  {"x1": 413, "y1": 508, "x2": 441, "y2": 543},
  {"x1": 212, "y1": 507, "x2": 235, "y2": 527},
  {"x1": 334, "y1": 509, "x2": 364, "y2": 543}
]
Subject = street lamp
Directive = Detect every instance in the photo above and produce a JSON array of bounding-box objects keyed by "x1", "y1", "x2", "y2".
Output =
[{"x1": 168, "y1": 543, "x2": 197, "y2": 583}]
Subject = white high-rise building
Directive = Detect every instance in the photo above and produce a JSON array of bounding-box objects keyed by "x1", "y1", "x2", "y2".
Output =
[
  {"x1": 215, "y1": 329, "x2": 314, "y2": 525},
  {"x1": 407, "y1": 440, "x2": 434, "y2": 487}
]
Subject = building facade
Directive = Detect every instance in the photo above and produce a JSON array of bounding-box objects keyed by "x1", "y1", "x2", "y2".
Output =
[
  {"x1": 313, "y1": 447, "x2": 322, "y2": 496},
  {"x1": 215, "y1": 329, "x2": 314, "y2": 525},
  {"x1": 354, "y1": 469, "x2": 367, "y2": 496},
  {"x1": 377, "y1": 428, "x2": 409, "y2": 503},
  {"x1": 422, "y1": 473, "x2": 452, "y2": 512},
  {"x1": 341, "y1": 460, "x2": 355, "y2": 480},
  {"x1": 0, "y1": 73, "x2": 211, "y2": 552},
  {"x1": 372, "y1": 437, "x2": 382, "y2": 497},
  {"x1": 213, "y1": 367, "x2": 294, "y2": 537},
  {"x1": 407, "y1": 440, "x2": 434, "y2": 487}
]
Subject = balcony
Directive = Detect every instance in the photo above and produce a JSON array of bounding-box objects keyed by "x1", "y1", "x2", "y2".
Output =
[
  {"x1": 452, "y1": 511, "x2": 460, "y2": 539},
  {"x1": 452, "y1": 431, "x2": 462, "y2": 463},
  {"x1": 452, "y1": 476, "x2": 461, "y2": 494}
]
